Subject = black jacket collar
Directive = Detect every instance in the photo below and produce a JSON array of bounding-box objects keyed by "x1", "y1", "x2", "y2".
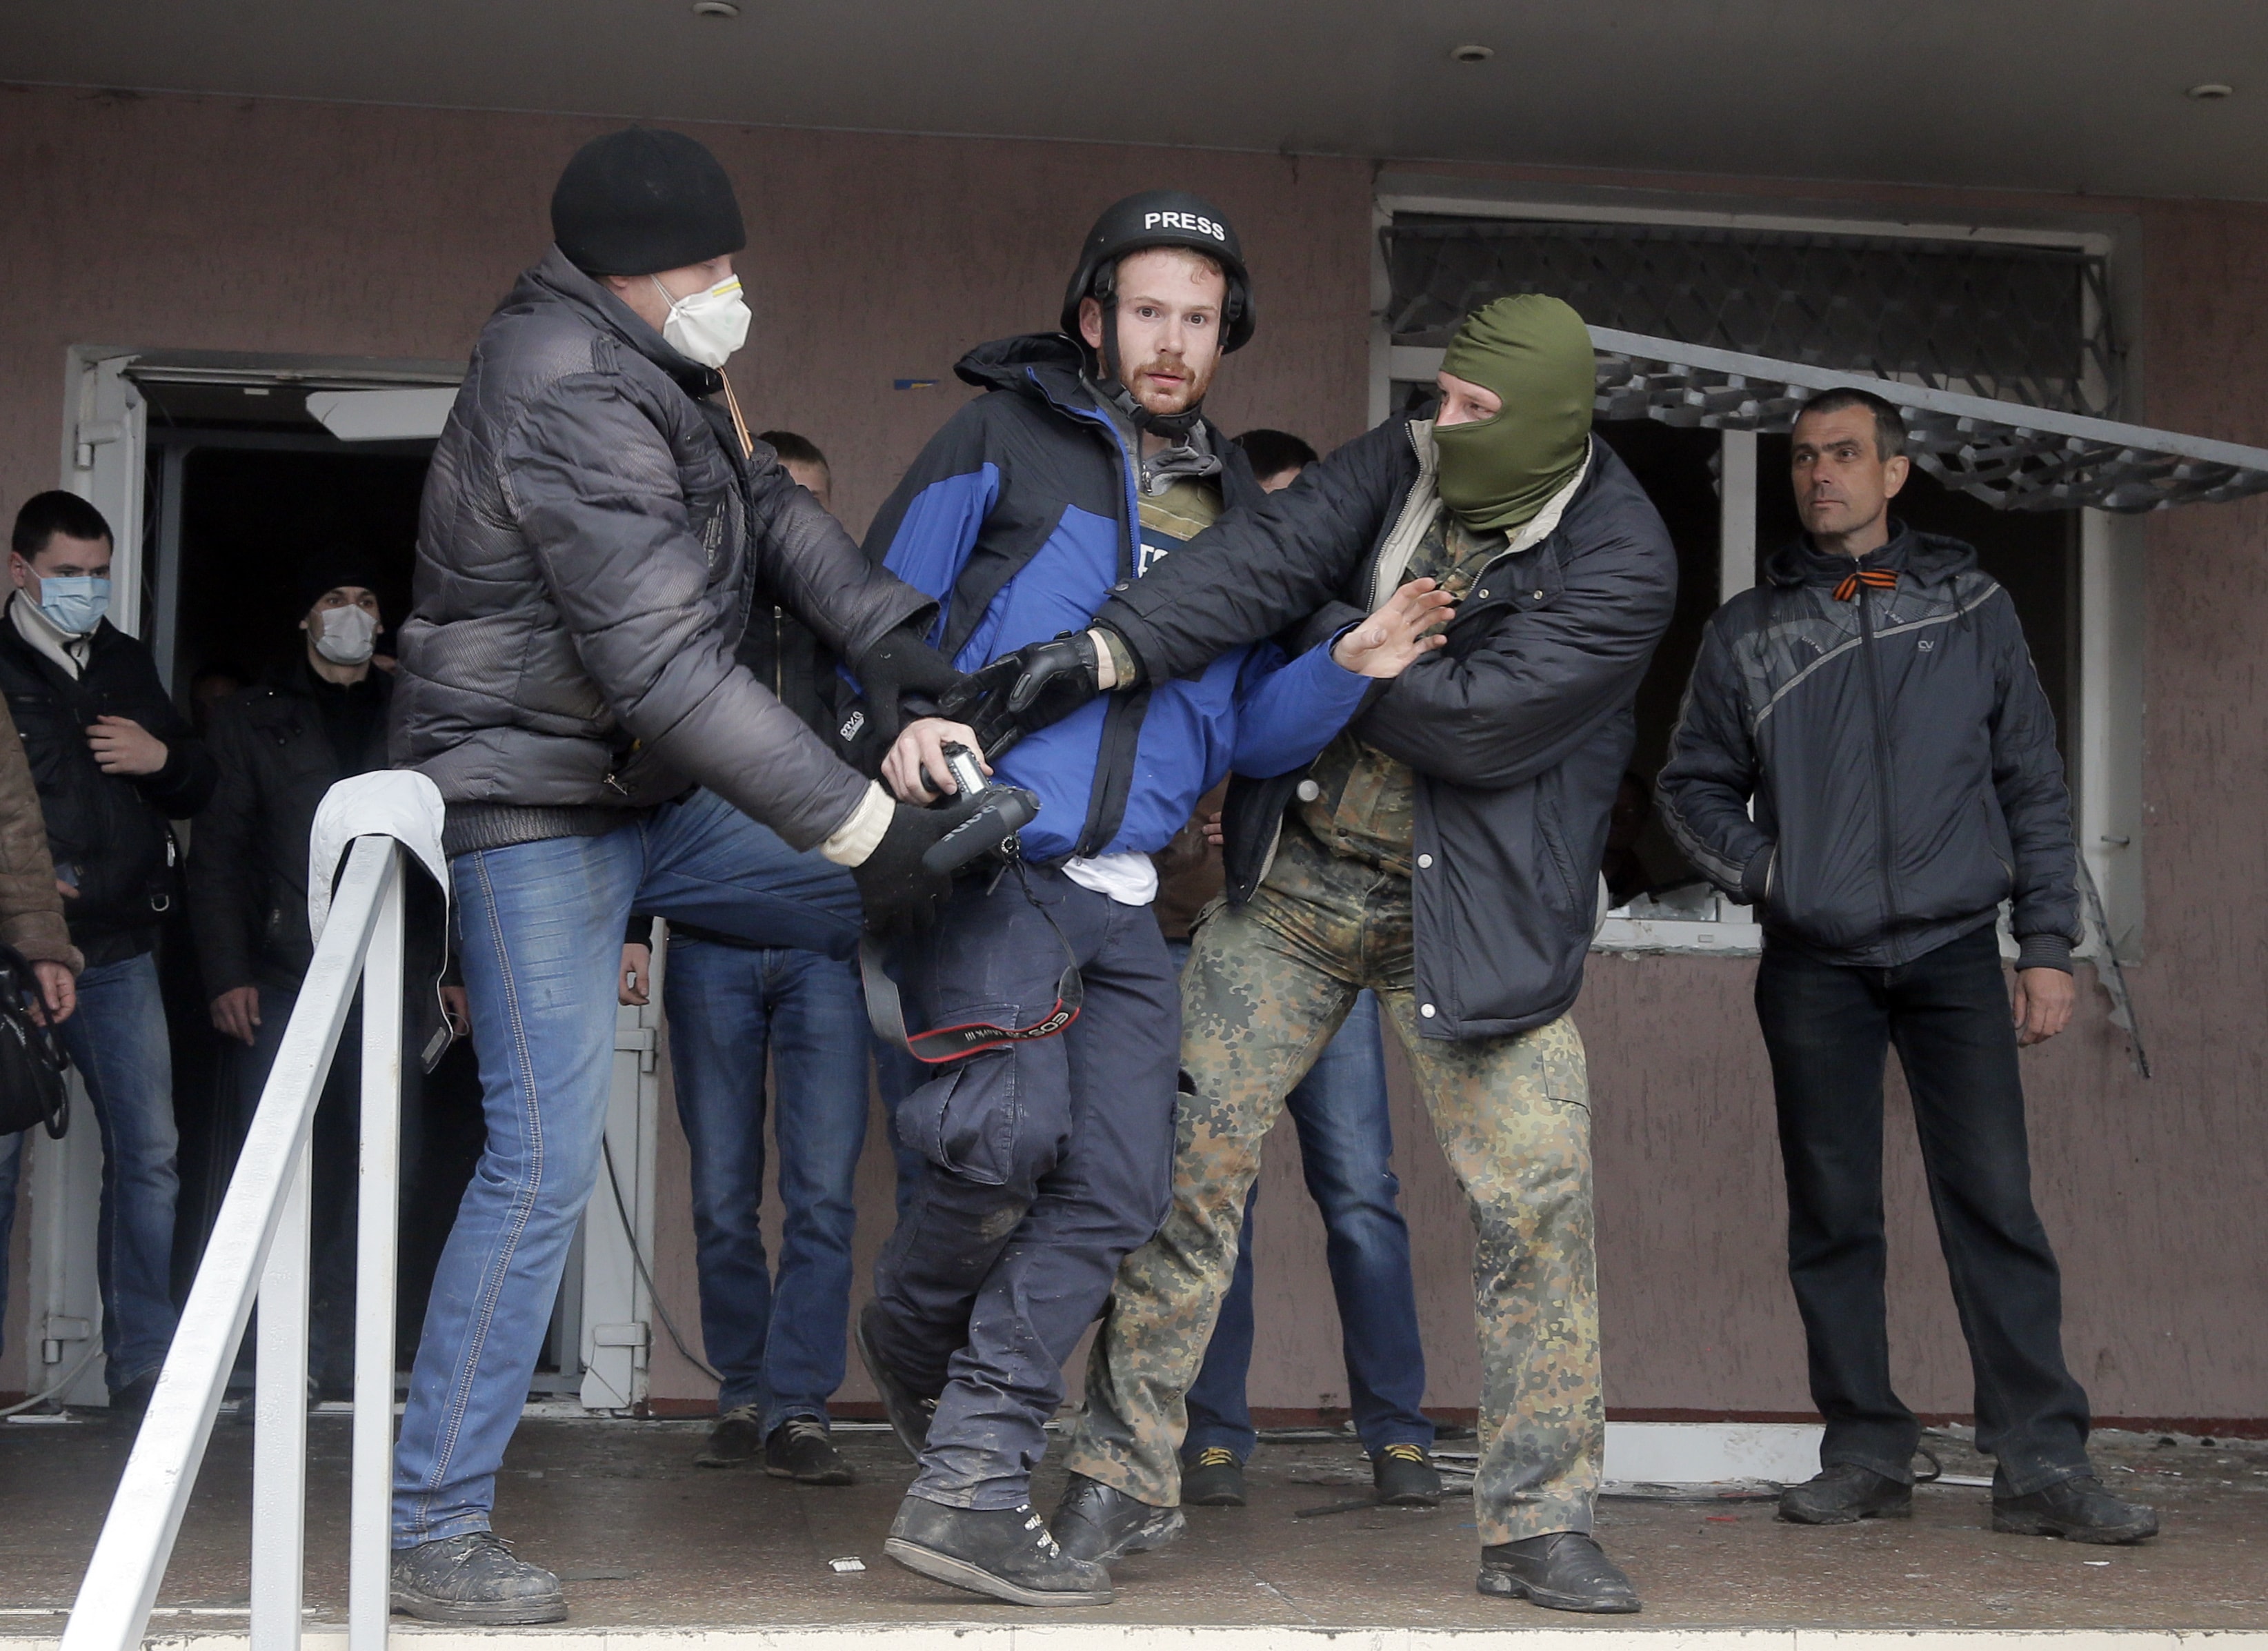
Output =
[
  {"x1": 256, "y1": 655, "x2": 392, "y2": 706},
  {"x1": 952, "y1": 331, "x2": 1263, "y2": 509},
  {"x1": 1764, "y1": 520, "x2": 1978, "y2": 591}
]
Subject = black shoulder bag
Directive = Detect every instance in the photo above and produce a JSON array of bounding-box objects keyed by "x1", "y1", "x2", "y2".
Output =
[{"x1": 0, "y1": 946, "x2": 72, "y2": 1138}]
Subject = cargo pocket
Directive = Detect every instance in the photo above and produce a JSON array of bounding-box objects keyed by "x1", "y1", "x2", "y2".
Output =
[
  {"x1": 1528, "y1": 1017, "x2": 1591, "y2": 1111},
  {"x1": 895, "y1": 1034, "x2": 1022, "y2": 1187}
]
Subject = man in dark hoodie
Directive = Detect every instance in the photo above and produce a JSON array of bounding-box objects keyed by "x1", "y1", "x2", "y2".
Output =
[
  {"x1": 386, "y1": 128, "x2": 979, "y2": 1623},
  {"x1": 853, "y1": 190, "x2": 1451, "y2": 1610},
  {"x1": 1655, "y1": 388, "x2": 2156, "y2": 1545},
  {"x1": 972, "y1": 295, "x2": 1677, "y2": 1613}
]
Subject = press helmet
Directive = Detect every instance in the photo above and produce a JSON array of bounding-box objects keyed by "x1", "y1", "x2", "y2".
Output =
[{"x1": 1060, "y1": 190, "x2": 1255, "y2": 355}]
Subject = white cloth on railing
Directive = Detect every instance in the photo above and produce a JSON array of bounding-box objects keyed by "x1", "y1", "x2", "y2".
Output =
[{"x1": 307, "y1": 770, "x2": 449, "y2": 942}]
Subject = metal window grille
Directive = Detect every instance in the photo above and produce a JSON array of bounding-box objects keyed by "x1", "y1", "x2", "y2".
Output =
[{"x1": 1382, "y1": 217, "x2": 2120, "y2": 419}]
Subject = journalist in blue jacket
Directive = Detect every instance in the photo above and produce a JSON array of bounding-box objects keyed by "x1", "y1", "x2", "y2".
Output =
[{"x1": 849, "y1": 191, "x2": 1452, "y2": 1610}]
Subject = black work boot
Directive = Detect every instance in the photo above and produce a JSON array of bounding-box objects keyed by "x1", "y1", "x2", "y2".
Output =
[
  {"x1": 1993, "y1": 1475, "x2": 2160, "y2": 1544},
  {"x1": 693, "y1": 1403, "x2": 764, "y2": 1467},
  {"x1": 1372, "y1": 1443, "x2": 1443, "y2": 1506},
  {"x1": 855, "y1": 1301, "x2": 936, "y2": 1460},
  {"x1": 1478, "y1": 1532, "x2": 1641, "y2": 1614},
  {"x1": 1051, "y1": 1472, "x2": 1187, "y2": 1563},
  {"x1": 1180, "y1": 1446, "x2": 1249, "y2": 1507},
  {"x1": 884, "y1": 1495, "x2": 1114, "y2": 1607},
  {"x1": 390, "y1": 1532, "x2": 567, "y2": 1625},
  {"x1": 765, "y1": 1415, "x2": 856, "y2": 1485},
  {"x1": 106, "y1": 1372, "x2": 159, "y2": 1425},
  {"x1": 1778, "y1": 1463, "x2": 1913, "y2": 1525}
]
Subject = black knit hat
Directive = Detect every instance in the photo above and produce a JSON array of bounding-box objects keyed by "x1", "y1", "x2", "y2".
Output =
[
  {"x1": 551, "y1": 128, "x2": 746, "y2": 277},
  {"x1": 296, "y1": 546, "x2": 384, "y2": 620}
]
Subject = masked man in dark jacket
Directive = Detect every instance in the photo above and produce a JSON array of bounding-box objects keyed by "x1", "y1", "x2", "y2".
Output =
[
  {"x1": 386, "y1": 128, "x2": 978, "y2": 1624},
  {"x1": 855, "y1": 192, "x2": 1451, "y2": 1610},
  {"x1": 0, "y1": 490, "x2": 215, "y2": 1418},
  {"x1": 190, "y1": 551, "x2": 459, "y2": 1398},
  {"x1": 980, "y1": 295, "x2": 1676, "y2": 1613},
  {"x1": 1655, "y1": 388, "x2": 2156, "y2": 1545}
]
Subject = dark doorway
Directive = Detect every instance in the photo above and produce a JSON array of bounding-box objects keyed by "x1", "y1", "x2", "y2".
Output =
[
  {"x1": 170, "y1": 446, "x2": 425, "y2": 695},
  {"x1": 1589, "y1": 422, "x2": 1727, "y2": 907},
  {"x1": 146, "y1": 431, "x2": 486, "y2": 1372}
]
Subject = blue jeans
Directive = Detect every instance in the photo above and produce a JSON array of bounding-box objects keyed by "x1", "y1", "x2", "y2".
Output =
[
  {"x1": 1164, "y1": 942, "x2": 1431, "y2": 1460},
  {"x1": 871, "y1": 1036, "x2": 930, "y2": 1220},
  {"x1": 0, "y1": 952, "x2": 183, "y2": 1394},
  {"x1": 391, "y1": 789, "x2": 861, "y2": 1546},
  {"x1": 664, "y1": 936, "x2": 868, "y2": 1431}
]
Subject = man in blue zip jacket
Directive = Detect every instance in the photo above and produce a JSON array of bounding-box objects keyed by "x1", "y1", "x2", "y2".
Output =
[
  {"x1": 853, "y1": 190, "x2": 1451, "y2": 1609},
  {"x1": 1657, "y1": 388, "x2": 2156, "y2": 1544}
]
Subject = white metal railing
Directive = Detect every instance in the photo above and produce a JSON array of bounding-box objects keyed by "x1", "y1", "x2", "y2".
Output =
[{"x1": 62, "y1": 829, "x2": 411, "y2": 1651}]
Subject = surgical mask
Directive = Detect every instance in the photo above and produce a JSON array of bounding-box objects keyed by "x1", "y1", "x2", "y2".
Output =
[
  {"x1": 33, "y1": 575, "x2": 110, "y2": 637},
  {"x1": 652, "y1": 274, "x2": 750, "y2": 368},
  {"x1": 312, "y1": 604, "x2": 378, "y2": 666}
]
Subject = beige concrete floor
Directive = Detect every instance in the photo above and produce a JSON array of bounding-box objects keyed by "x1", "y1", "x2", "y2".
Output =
[{"x1": 3, "y1": 1417, "x2": 2262, "y2": 1632}]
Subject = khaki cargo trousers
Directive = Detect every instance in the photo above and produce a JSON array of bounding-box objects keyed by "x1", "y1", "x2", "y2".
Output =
[{"x1": 1061, "y1": 822, "x2": 1604, "y2": 1543}]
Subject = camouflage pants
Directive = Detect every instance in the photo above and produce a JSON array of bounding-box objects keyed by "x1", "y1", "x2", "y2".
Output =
[{"x1": 1061, "y1": 821, "x2": 1602, "y2": 1543}]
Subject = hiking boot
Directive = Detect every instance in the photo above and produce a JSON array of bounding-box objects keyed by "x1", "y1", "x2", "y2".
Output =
[
  {"x1": 1051, "y1": 1472, "x2": 1187, "y2": 1563},
  {"x1": 693, "y1": 1403, "x2": 764, "y2": 1467},
  {"x1": 1180, "y1": 1446, "x2": 1248, "y2": 1507},
  {"x1": 765, "y1": 1415, "x2": 856, "y2": 1485},
  {"x1": 1478, "y1": 1532, "x2": 1641, "y2": 1614},
  {"x1": 1778, "y1": 1463, "x2": 1913, "y2": 1525},
  {"x1": 1373, "y1": 1442, "x2": 1442, "y2": 1506},
  {"x1": 855, "y1": 1302, "x2": 936, "y2": 1460},
  {"x1": 1993, "y1": 1475, "x2": 2159, "y2": 1544},
  {"x1": 389, "y1": 1532, "x2": 567, "y2": 1625},
  {"x1": 884, "y1": 1495, "x2": 1113, "y2": 1607}
]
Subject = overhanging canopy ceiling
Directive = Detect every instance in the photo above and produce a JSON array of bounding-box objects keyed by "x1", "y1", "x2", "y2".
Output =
[
  {"x1": 6, "y1": 1, "x2": 2268, "y2": 201},
  {"x1": 1586, "y1": 330, "x2": 2268, "y2": 513}
]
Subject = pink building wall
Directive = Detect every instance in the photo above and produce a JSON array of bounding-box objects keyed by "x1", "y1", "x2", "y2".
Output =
[{"x1": 1, "y1": 85, "x2": 2260, "y2": 1426}]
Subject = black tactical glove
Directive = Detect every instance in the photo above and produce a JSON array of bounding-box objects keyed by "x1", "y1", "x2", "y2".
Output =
[
  {"x1": 849, "y1": 791, "x2": 991, "y2": 935},
  {"x1": 941, "y1": 629, "x2": 1124, "y2": 755},
  {"x1": 855, "y1": 624, "x2": 968, "y2": 749}
]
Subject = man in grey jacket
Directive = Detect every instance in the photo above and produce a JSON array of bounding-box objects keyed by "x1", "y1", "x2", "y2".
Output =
[
  {"x1": 1656, "y1": 388, "x2": 2156, "y2": 1545},
  {"x1": 386, "y1": 128, "x2": 979, "y2": 1623}
]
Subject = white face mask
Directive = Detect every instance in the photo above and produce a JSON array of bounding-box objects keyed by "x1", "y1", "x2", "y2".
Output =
[
  {"x1": 312, "y1": 604, "x2": 378, "y2": 666},
  {"x1": 653, "y1": 273, "x2": 750, "y2": 368}
]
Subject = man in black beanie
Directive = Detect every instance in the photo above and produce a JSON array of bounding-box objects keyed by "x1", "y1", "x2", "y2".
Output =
[
  {"x1": 388, "y1": 127, "x2": 976, "y2": 1623},
  {"x1": 190, "y1": 548, "x2": 443, "y2": 1401}
]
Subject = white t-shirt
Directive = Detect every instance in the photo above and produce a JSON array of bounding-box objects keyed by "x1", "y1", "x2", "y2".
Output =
[{"x1": 1060, "y1": 851, "x2": 1160, "y2": 907}]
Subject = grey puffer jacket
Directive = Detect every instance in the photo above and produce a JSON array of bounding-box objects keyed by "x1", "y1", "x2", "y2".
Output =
[
  {"x1": 393, "y1": 247, "x2": 931, "y2": 853},
  {"x1": 1093, "y1": 417, "x2": 1678, "y2": 1041},
  {"x1": 1656, "y1": 525, "x2": 2080, "y2": 971}
]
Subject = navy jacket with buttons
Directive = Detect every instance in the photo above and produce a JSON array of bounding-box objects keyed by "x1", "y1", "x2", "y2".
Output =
[
  {"x1": 1657, "y1": 524, "x2": 2080, "y2": 972},
  {"x1": 1091, "y1": 415, "x2": 1679, "y2": 1040}
]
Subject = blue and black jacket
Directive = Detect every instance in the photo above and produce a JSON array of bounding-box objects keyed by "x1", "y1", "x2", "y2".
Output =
[{"x1": 861, "y1": 333, "x2": 1370, "y2": 864}]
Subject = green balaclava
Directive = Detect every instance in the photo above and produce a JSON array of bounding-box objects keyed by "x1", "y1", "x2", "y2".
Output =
[{"x1": 1432, "y1": 294, "x2": 1595, "y2": 534}]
